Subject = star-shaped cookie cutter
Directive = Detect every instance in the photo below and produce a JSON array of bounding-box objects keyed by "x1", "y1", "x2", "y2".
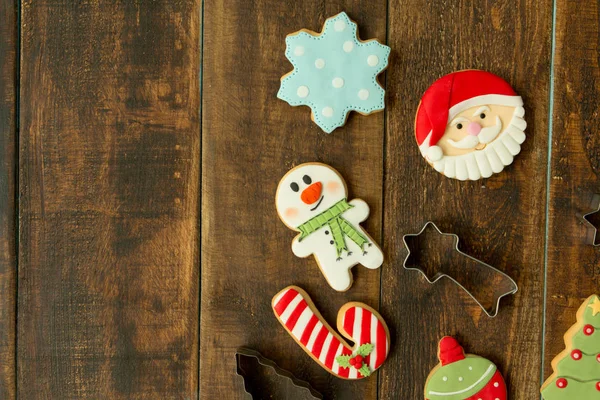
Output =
[
  {"x1": 579, "y1": 194, "x2": 600, "y2": 247},
  {"x1": 402, "y1": 221, "x2": 518, "y2": 318}
]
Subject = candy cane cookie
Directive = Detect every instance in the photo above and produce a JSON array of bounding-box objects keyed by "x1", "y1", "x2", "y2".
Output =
[{"x1": 272, "y1": 286, "x2": 390, "y2": 379}]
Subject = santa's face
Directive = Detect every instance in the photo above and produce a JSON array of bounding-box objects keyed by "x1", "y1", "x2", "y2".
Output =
[
  {"x1": 436, "y1": 104, "x2": 517, "y2": 157},
  {"x1": 276, "y1": 163, "x2": 347, "y2": 229}
]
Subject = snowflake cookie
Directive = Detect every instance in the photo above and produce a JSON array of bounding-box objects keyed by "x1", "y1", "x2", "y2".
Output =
[{"x1": 277, "y1": 12, "x2": 390, "y2": 133}]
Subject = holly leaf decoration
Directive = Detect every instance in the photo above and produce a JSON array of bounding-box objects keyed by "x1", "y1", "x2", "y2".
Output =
[
  {"x1": 335, "y1": 355, "x2": 352, "y2": 368},
  {"x1": 358, "y1": 364, "x2": 371, "y2": 377},
  {"x1": 356, "y1": 343, "x2": 374, "y2": 357}
]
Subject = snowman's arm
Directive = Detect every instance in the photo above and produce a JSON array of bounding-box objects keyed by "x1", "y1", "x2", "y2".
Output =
[
  {"x1": 291, "y1": 235, "x2": 314, "y2": 258},
  {"x1": 343, "y1": 199, "x2": 370, "y2": 223}
]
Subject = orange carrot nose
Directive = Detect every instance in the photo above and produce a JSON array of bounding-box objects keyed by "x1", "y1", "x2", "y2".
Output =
[{"x1": 301, "y1": 182, "x2": 323, "y2": 204}]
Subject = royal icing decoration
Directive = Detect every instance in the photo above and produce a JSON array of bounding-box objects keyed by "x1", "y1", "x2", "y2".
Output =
[
  {"x1": 272, "y1": 286, "x2": 390, "y2": 379},
  {"x1": 425, "y1": 337, "x2": 507, "y2": 400},
  {"x1": 541, "y1": 295, "x2": 600, "y2": 399},
  {"x1": 277, "y1": 12, "x2": 390, "y2": 133},
  {"x1": 415, "y1": 70, "x2": 526, "y2": 181},
  {"x1": 275, "y1": 163, "x2": 384, "y2": 291}
]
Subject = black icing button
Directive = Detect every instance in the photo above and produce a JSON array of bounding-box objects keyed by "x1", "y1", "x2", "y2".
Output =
[
  {"x1": 325, "y1": 230, "x2": 329, "y2": 235},
  {"x1": 329, "y1": 240, "x2": 334, "y2": 245}
]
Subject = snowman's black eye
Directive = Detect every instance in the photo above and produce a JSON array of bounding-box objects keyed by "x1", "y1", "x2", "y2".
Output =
[
  {"x1": 480, "y1": 113, "x2": 486, "y2": 119},
  {"x1": 290, "y1": 182, "x2": 299, "y2": 192},
  {"x1": 303, "y1": 175, "x2": 312, "y2": 184},
  {"x1": 456, "y1": 123, "x2": 463, "y2": 130}
]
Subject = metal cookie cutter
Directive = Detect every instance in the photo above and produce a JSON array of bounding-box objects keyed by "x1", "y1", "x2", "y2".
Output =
[
  {"x1": 579, "y1": 194, "x2": 600, "y2": 246},
  {"x1": 235, "y1": 347, "x2": 323, "y2": 400},
  {"x1": 402, "y1": 221, "x2": 518, "y2": 318}
]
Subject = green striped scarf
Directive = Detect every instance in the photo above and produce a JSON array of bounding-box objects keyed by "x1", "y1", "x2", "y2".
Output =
[{"x1": 298, "y1": 199, "x2": 369, "y2": 257}]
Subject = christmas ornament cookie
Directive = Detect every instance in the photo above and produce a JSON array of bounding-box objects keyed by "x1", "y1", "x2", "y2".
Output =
[
  {"x1": 272, "y1": 286, "x2": 390, "y2": 379},
  {"x1": 275, "y1": 162, "x2": 384, "y2": 291},
  {"x1": 425, "y1": 337, "x2": 507, "y2": 400},
  {"x1": 277, "y1": 12, "x2": 390, "y2": 133},
  {"x1": 541, "y1": 295, "x2": 600, "y2": 399},
  {"x1": 415, "y1": 70, "x2": 526, "y2": 180}
]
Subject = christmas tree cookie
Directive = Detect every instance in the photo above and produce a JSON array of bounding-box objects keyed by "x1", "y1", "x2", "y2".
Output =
[
  {"x1": 425, "y1": 337, "x2": 507, "y2": 400},
  {"x1": 541, "y1": 295, "x2": 600, "y2": 399}
]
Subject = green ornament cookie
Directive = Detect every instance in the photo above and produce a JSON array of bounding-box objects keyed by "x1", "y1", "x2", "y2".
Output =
[{"x1": 425, "y1": 337, "x2": 507, "y2": 400}]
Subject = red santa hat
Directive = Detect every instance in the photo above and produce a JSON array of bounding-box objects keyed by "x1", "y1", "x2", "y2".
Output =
[
  {"x1": 438, "y1": 336, "x2": 466, "y2": 366},
  {"x1": 415, "y1": 70, "x2": 523, "y2": 157}
]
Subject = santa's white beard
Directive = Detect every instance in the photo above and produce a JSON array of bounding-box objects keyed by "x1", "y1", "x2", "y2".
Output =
[{"x1": 431, "y1": 107, "x2": 526, "y2": 181}]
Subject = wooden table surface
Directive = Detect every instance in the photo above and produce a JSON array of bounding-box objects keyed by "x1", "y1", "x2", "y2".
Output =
[{"x1": 1, "y1": 0, "x2": 599, "y2": 399}]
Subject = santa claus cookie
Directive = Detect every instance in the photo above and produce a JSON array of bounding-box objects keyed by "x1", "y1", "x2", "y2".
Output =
[
  {"x1": 275, "y1": 163, "x2": 384, "y2": 291},
  {"x1": 277, "y1": 12, "x2": 390, "y2": 133},
  {"x1": 415, "y1": 70, "x2": 527, "y2": 181},
  {"x1": 272, "y1": 286, "x2": 390, "y2": 379},
  {"x1": 425, "y1": 337, "x2": 507, "y2": 400},
  {"x1": 541, "y1": 295, "x2": 600, "y2": 399}
]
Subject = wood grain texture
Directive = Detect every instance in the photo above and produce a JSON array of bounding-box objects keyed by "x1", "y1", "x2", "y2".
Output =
[
  {"x1": 18, "y1": 1, "x2": 201, "y2": 398},
  {"x1": 0, "y1": 0, "x2": 17, "y2": 398},
  {"x1": 382, "y1": 1, "x2": 552, "y2": 398},
  {"x1": 543, "y1": 0, "x2": 600, "y2": 383},
  {"x1": 201, "y1": 2, "x2": 386, "y2": 398}
]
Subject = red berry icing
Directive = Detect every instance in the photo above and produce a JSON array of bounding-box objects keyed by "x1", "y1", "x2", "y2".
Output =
[
  {"x1": 571, "y1": 349, "x2": 582, "y2": 360},
  {"x1": 584, "y1": 324, "x2": 595, "y2": 335},
  {"x1": 597, "y1": 354, "x2": 600, "y2": 363},
  {"x1": 556, "y1": 378, "x2": 568, "y2": 388},
  {"x1": 355, "y1": 355, "x2": 363, "y2": 364},
  {"x1": 596, "y1": 382, "x2": 600, "y2": 391}
]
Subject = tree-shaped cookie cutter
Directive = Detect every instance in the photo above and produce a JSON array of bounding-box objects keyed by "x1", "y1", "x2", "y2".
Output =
[
  {"x1": 402, "y1": 221, "x2": 518, "y2": 318},
  {"x1": 579, "y1": 193, "x2": 600, "y2": 246},
  {"x1": 235, "y1": 347, "x2": 323, "y2": 399}
]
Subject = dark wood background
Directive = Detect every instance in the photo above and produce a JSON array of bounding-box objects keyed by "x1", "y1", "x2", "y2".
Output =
[{"x1": 1, "y1": 0, "x2": 599, "y2": 398}]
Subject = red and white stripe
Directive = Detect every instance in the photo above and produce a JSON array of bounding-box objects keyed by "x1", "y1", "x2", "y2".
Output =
[{"x1": 272, "y1": 286, "x2": 389, "y2": 379}]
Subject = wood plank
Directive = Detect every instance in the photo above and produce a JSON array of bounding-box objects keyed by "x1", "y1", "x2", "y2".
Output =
[
  {"x1": 0, "y1": 0, "x2": 17, "y2": 398},
  {"x1": 201, "y1": 2, "x2": 386, "y2": 398},
  {"x1": 382, "y1": 1, "x2": 552, "y2": 398},
  {"x1": 544, "y1": 0, "x2": 600, "y2": 385},
  {"x1": 18, "y1": 1, "x2": 201, "y2": 398}
]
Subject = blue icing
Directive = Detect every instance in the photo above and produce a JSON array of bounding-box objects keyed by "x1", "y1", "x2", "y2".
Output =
[{"x1": 277, "y1": 12, "x2": 391, "y2": 133}]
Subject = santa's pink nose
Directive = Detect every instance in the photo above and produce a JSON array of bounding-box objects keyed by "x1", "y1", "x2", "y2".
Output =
[{"x1": 466, "y1": 122, "x2": 482, "y2": 136}]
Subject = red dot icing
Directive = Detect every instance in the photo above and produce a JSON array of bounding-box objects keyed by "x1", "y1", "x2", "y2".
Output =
[
  {"x1": 584, "y1": 324, "x2": 595, "y2": 336},
  {"x1": 571, "y1": 349, "x2": 582, "y2": 360},
  {"x1": 557, "y1": 378, "x2": 568, "y2": 388},
  {"x1": 596, "y1": 382, "x2": 600, "y2": 391},
  {"x1": 596, "y1": 354, "x2": 600, "y2": 363}
]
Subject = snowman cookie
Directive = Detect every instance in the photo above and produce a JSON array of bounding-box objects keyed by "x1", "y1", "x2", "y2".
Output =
[
  {"x1": 415, "y1": 70, "x2": 526, "y2": 181},
  {"x1": 275, "y1": 163, "x2": 383, "y2": 291},
  {"x1": 425, "y1": 337, "x2": 507, "y2": 400},
  {"x1": 277, "y1": 12, "x2": 390, "y2": 133}
]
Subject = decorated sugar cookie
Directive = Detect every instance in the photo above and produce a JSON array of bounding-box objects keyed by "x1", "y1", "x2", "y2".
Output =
[
  {"x1": 541, "y1": 295, "x2": 600, "y2": 399},
  {"x1": 415, "y1": 70, "x2": 527, "y2": 180},
  {"x1": 272, "y1": 286, "x2": 390, "y2": 379},
  {"x1": 275, "y1": 163, "x2": 384, "y2": 292},
  {"x1": 277, "y1": 12, "x2": 390, "y2": 133},
  {"x1": 425, "y1": 337, "x2": 507, "y2": 400}
]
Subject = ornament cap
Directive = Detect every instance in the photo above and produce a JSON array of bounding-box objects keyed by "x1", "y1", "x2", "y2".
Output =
[{"x1": 438, "y1": 336, "x2": 466, "y2": 366}]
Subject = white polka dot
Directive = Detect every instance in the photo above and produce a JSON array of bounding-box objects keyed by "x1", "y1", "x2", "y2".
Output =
[
  {"x1": 296, "y1": 86, "x2": 309, "y2": 98},
  {"x1": 468, "y1": 366, "x2": 473, "y2": 370},
  {"x1": 294, "y1": 46, "x2": 305, "y2": 56},
  {"x1": 367, "y1": 55, "x2": 379, "y2": 66},
  {"x1": 494, "y1": 382, "x2": 499, "y2": 387},
  {"x1": 322, "y1": 107, "x2": 333, "y2": 118},
  {"x1": 334, "y1": 20, "x2": 346, "y2": 31},
  {"x1": 315, "y1": 58, "x2": 325, "y2": 69},
  {"x1": 442, "y1": 376, "x2": 448, "y2": 382},
  {"x1": 358, "y1": 89, "x2": 369, "y2": 100},
  {"x1": 332, "y1": 77, "x2": 344, "y2": 88},
  {"x1": 458, "y1": 377, "x2": 463, "y2": 382},
  {"x1": 343, "y1": 41, "x2": 354, "y2": 52}
]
